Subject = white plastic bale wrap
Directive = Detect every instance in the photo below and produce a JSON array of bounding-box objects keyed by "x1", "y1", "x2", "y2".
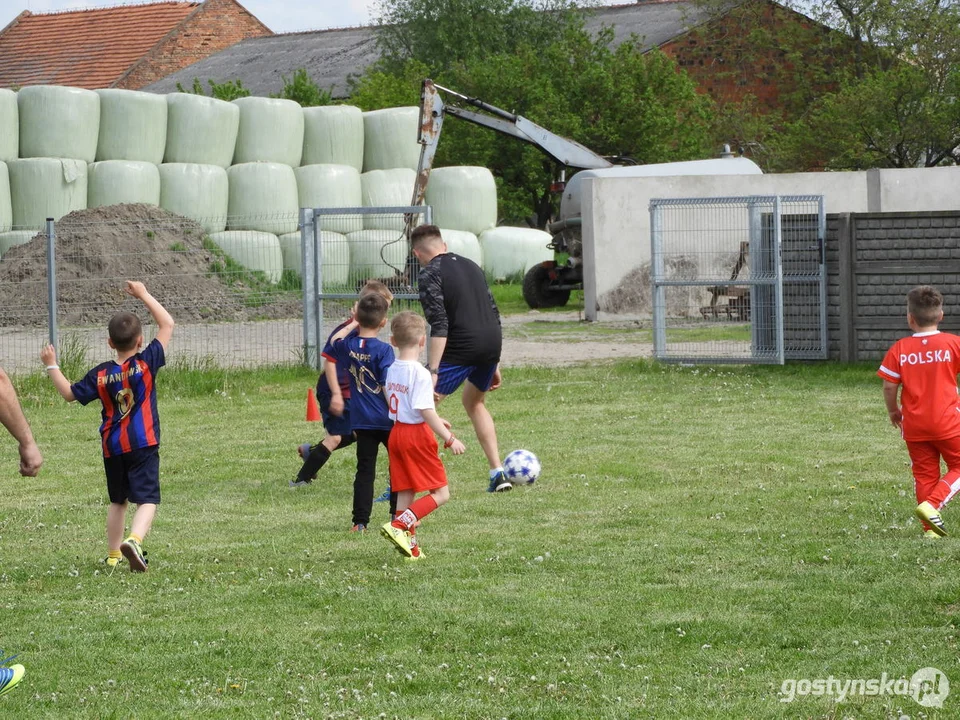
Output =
[
  {"x1": 232, "y1": 97, "x2": 304, "y2": 167},
  {"x1": 208, "y1": 231, "x2": 283, "y2": 284},
  {"x1": 360, "y1": 168, "x2": 416, "y2": 230},
  {"x1": 164, "y1": 93, "x2": 240, "y2": 168},
  {"x1": 278, "y1": 231, "x2": 350, "y2": 286},
  {"x1": 88, "y1": 161, "x2": 161, "y2": 208},
  {"x1": 0, "y1": 89, "x2": 17, "y2": 162},
  {"x1": 158, "y1": 163, "x2": 228, "y2": 233},
  {"x1": 8, "y1": 158, "x2": 87, "y2": 229},
  {"x1": 425, "y1": 167, "x2": 497, "y2": 236},
  {"x1": 0, "y1": 231, "x2": 36, "y2": 258},
  {"x1": 18, "y1": 86, "x2": 100, "y2": 162},
  {"x1": 479, "y1": 227, "x2": 554, "y2": 281},
  {"x1": 294, "y1": 164, "x2": 362, "y2": 234},
  {"x1": 346, "y1": 230, "x2": 409, "y2": 281},
  {"x1": 438, "y1": 228, "x2": 482, "y2": 268},
  {"x1": 302, "y1": 105, "x2": 364, "y2": 170},
  {"x1": 362, "y1": 107, "x2": 421, "y2": 172},
  {"x1": 227, "y1": 162, "x2": 299, "y2": 235},
  {"x1": 95, "y1": 89, "x2": 168, "y2": 164},
  {"x1": 0, "y1": 161, "x2": 10, "y2": 232}
]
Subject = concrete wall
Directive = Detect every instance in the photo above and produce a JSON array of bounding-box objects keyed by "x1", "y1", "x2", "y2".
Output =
[{"x1": 582, "y1": 166, "x2": 960, "y2": 320}]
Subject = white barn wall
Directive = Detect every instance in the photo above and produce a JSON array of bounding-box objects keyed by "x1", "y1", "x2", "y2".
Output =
[{"x1": 582, "y1": 167, "x2": 960, "y2": 320}]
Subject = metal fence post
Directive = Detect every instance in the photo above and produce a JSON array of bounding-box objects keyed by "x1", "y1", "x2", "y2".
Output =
[
  {"x1": 649, "y1": 202, "x2": 666, "y2": 358},
  {"x1": 300, "y1": 208, "x2": 319, "y2": 369},
  {"x1": 46, "y1": 217, "x2": 57, "y2": 349}
]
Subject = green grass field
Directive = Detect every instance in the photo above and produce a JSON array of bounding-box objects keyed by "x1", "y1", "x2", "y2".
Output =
[{"x1": 0, "y1": 359, "x2": 956, "y2": 718}]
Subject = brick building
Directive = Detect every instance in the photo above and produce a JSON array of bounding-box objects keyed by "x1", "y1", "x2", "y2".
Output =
[
  {"x1": 658, "y1": 0, "x2": 846, "y2": 113},
  {"x1": 0, "y1": 0, "x2": 272, "y2": 90}
]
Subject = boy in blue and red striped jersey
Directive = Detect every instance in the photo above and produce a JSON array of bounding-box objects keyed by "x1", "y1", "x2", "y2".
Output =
[{"x1": 41, "y1": 280, "x2": 174, "y2": 572}]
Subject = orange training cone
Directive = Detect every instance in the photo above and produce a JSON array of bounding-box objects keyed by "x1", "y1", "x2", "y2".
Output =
[{"x1": 306, "y1": 388, "x2": 321, "y2": 422}]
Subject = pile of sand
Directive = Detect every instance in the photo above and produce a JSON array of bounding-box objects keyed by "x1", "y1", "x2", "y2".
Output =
[{"x1": 0, "y1": 204, "x2": 301, "y2": 327}]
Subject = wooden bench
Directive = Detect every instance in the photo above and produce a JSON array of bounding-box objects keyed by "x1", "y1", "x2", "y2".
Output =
[{"x1": 700, "y1": 242, "x2": 750, "y2": 321}]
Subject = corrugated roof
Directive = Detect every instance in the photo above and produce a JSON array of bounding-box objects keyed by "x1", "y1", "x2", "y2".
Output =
[
  {"x1": 0, "y1": 2, "x2": 201, "y2": 89},
  {"x1": 145, "y1": 1, "x2": 718, "y2": 98}
]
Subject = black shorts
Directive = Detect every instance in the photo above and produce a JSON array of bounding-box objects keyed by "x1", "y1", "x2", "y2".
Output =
[{"x1": 103, "y1": 445, "x2": 161, "y2": 505}]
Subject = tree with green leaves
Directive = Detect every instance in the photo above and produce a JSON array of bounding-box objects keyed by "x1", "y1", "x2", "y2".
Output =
[
  {"x1": 694, "y1": 0, "x2": 960, "y2": 170},
  {"x1": 271, "y1": 68, "x2": 332, "y2": 107},
  {"x1": 175, "y1": 77, "x2": 250, "y2": 101},
  {"x1": 354, "y1": 0, "x2": 714, "y2": 225}
]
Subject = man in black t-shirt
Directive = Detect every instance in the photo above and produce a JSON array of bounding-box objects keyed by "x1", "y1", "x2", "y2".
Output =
[{"x1": 411, "y1": 224, "x2": 511, "y2": 493}]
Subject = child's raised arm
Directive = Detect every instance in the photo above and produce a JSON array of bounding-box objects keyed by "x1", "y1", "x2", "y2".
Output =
[
  {"x1": 124, "y1": 281, "x2": 174, "y2": 350},
  {"x1": 40, "y1": 344, "x2": 76, "y2": 402}
]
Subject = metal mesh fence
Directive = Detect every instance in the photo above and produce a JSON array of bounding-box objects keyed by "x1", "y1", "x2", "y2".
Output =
[
  {"x1": 0, "y1": 207, "x2": 307, "y2": 373},
  {"x1": 650, "y1": 195, "x2": 826, "y2": 364},
  {"x1": 301, "y1": 206, "x2": 429, "y2": 370}
]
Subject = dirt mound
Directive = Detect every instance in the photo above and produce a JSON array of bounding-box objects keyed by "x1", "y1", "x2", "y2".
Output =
[{"x1": 0, "y1": 204, "x2": 301, "y2": 327}]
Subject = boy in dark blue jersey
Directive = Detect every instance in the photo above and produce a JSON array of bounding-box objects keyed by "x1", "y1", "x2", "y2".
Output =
[
  {"x1": 41, "y1": 281, "x2": 174, "y2": 572},
  {"x1": 291, "y1": 280, "x2": 394, "y2": 488},
  {"x1": 328, "y1": 292, "x2": 396, "y2": 531}
]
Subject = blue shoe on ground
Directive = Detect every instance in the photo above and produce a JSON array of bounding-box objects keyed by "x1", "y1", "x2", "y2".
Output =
[
  {"x1": 373, "y1": 485, "x2": 391, "y2": 503},
  {"x1": 487, "y1": 470, "x2": 512, "y2": 493}
]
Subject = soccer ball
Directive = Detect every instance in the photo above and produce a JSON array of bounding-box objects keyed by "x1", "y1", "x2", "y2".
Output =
[{"x1": 503, "y1": 449, "x2": 541, "y2": 485}]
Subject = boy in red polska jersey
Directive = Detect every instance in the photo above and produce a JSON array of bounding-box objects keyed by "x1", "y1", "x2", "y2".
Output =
[
  {"x1": 41, "y1": 281, "x2": 174, "y2": 571},
  {"x1": 878, "y1": 285, "x2": 960, "y2": 537}
]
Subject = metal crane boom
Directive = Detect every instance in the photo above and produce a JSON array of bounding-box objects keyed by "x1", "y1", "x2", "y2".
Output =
[{"x1": 410, "y1": 78, "x2": 612, "y2": 209}]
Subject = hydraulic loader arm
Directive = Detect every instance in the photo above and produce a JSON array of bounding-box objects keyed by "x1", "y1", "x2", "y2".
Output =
[{"x1": 410, "y1": 79, "x2": 613, "y2": 209}]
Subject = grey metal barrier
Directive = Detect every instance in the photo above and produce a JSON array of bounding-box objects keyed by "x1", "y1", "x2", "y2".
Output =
[
  {"x1": 649, "y1": 195, "x2": 826, "y2": 364},
  {"x1": 0, "y1": 206, "x2": 309, "y2": 372},
  {"x1": 300, "y1": 206, "x2": 431, "y2": 370}
]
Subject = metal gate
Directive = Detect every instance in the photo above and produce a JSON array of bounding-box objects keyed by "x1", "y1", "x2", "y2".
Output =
[
  {"x1": 299, "y1": 205, "x2": 431, "y2": 369},
  {"x1": 649, "y1": 195, "x2": 826, "y2": 364}
]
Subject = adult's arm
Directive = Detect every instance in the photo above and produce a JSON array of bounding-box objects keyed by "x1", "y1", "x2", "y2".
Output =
[{"x1": 0, "y1": 367, "x2": 42, "y2": 476}]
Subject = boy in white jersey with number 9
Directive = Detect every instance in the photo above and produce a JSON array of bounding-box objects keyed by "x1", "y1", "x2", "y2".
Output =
[
  {"x1": 878, "y1": 285, "x2": 960, "y2": 537},
  {"x1": 381, "y1": 311, "x2": 465, "y2": 560}
]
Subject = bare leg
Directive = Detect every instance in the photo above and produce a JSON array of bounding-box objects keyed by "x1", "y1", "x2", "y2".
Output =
[
  {"x1": 394, "y1": 489, "x2": 415, "y2": 515},
  {"x1": 321, "y1": 433, "x2": 342, "y2": 452},
  {"x1": 462, "y1": 382, "x2": 500, "y2": 470},
  {"x1": 107, "y1": 502, "x2": 127, "y2": 551},
  {"x1": 129, "y1": 503, "x2": 157, "y2": 540}
]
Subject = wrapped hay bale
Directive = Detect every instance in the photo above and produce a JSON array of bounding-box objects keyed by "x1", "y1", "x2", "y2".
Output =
[
  {"x1": 426, "y1": 166, "x2": 497, "y2": 236},
  {"x1": 438, "y1": 228, "x2": 482, "y2": 268},
  {"x1": 164, "y1": 93, "x2": 240, "y2": 168},
  {"x1": 95, "y1": 89, "x2": 168, "y2": 164},
  {"x1": 360, "y1": 168, "x2": 415, "y2": 231},
  {"x1": 294, "y1": 164, "x2": 362, "y2": 234},
  {"x1": 158, "y1": 163, "x2": 228, "y2": 234},
  {"x1": 208, "y1": 230, "x2": 283, "y2": 284},
  {"x1": 479, "y1": 226, "x2": 554, "y2": 281},
  {"x1": 8, "y1": 158, "x2": 87, "y2": 229},
  {"x1": 0, "y1": 230, "x2": 36, "y2": 258},
  {"x1": 18, "y1": 85, "x2": 100, "y2": 162},
  {"x1": 232, "y1": 97, "x2": 304, "y2": 167},
  {"x1": 227, "y1": 162, "x2": 299, "y2": 235},
  {"x1": 0, "y1": 162, "x2": 10, "y2": 232},
  {"x1": 302, "y1": 105, "x2": 363, "y2": 170},
  {"x1": 88, "y1": 161, "x2": 161, "y2": 208},
  {"x1": 0, "y1": 89, "x2": 17, "y2": 163},
  {"x1": 362, "y1": 107, "x2": 420, "y2": 172},
  {"x1": 346, "y1": 229, "x2": 409, "y2": 283},
  {"x1": 278, "y1": 230, "x2": 350, "y2": 286}
]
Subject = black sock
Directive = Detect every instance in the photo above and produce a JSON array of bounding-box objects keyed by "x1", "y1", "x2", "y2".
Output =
[{"x1": 298, "y1": 444, "x2": 332, "y2": 482}]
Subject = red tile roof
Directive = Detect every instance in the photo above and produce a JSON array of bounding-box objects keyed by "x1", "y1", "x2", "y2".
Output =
[{"x1": 0, "y1": 2, "x2": 202, "y2": 89}]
